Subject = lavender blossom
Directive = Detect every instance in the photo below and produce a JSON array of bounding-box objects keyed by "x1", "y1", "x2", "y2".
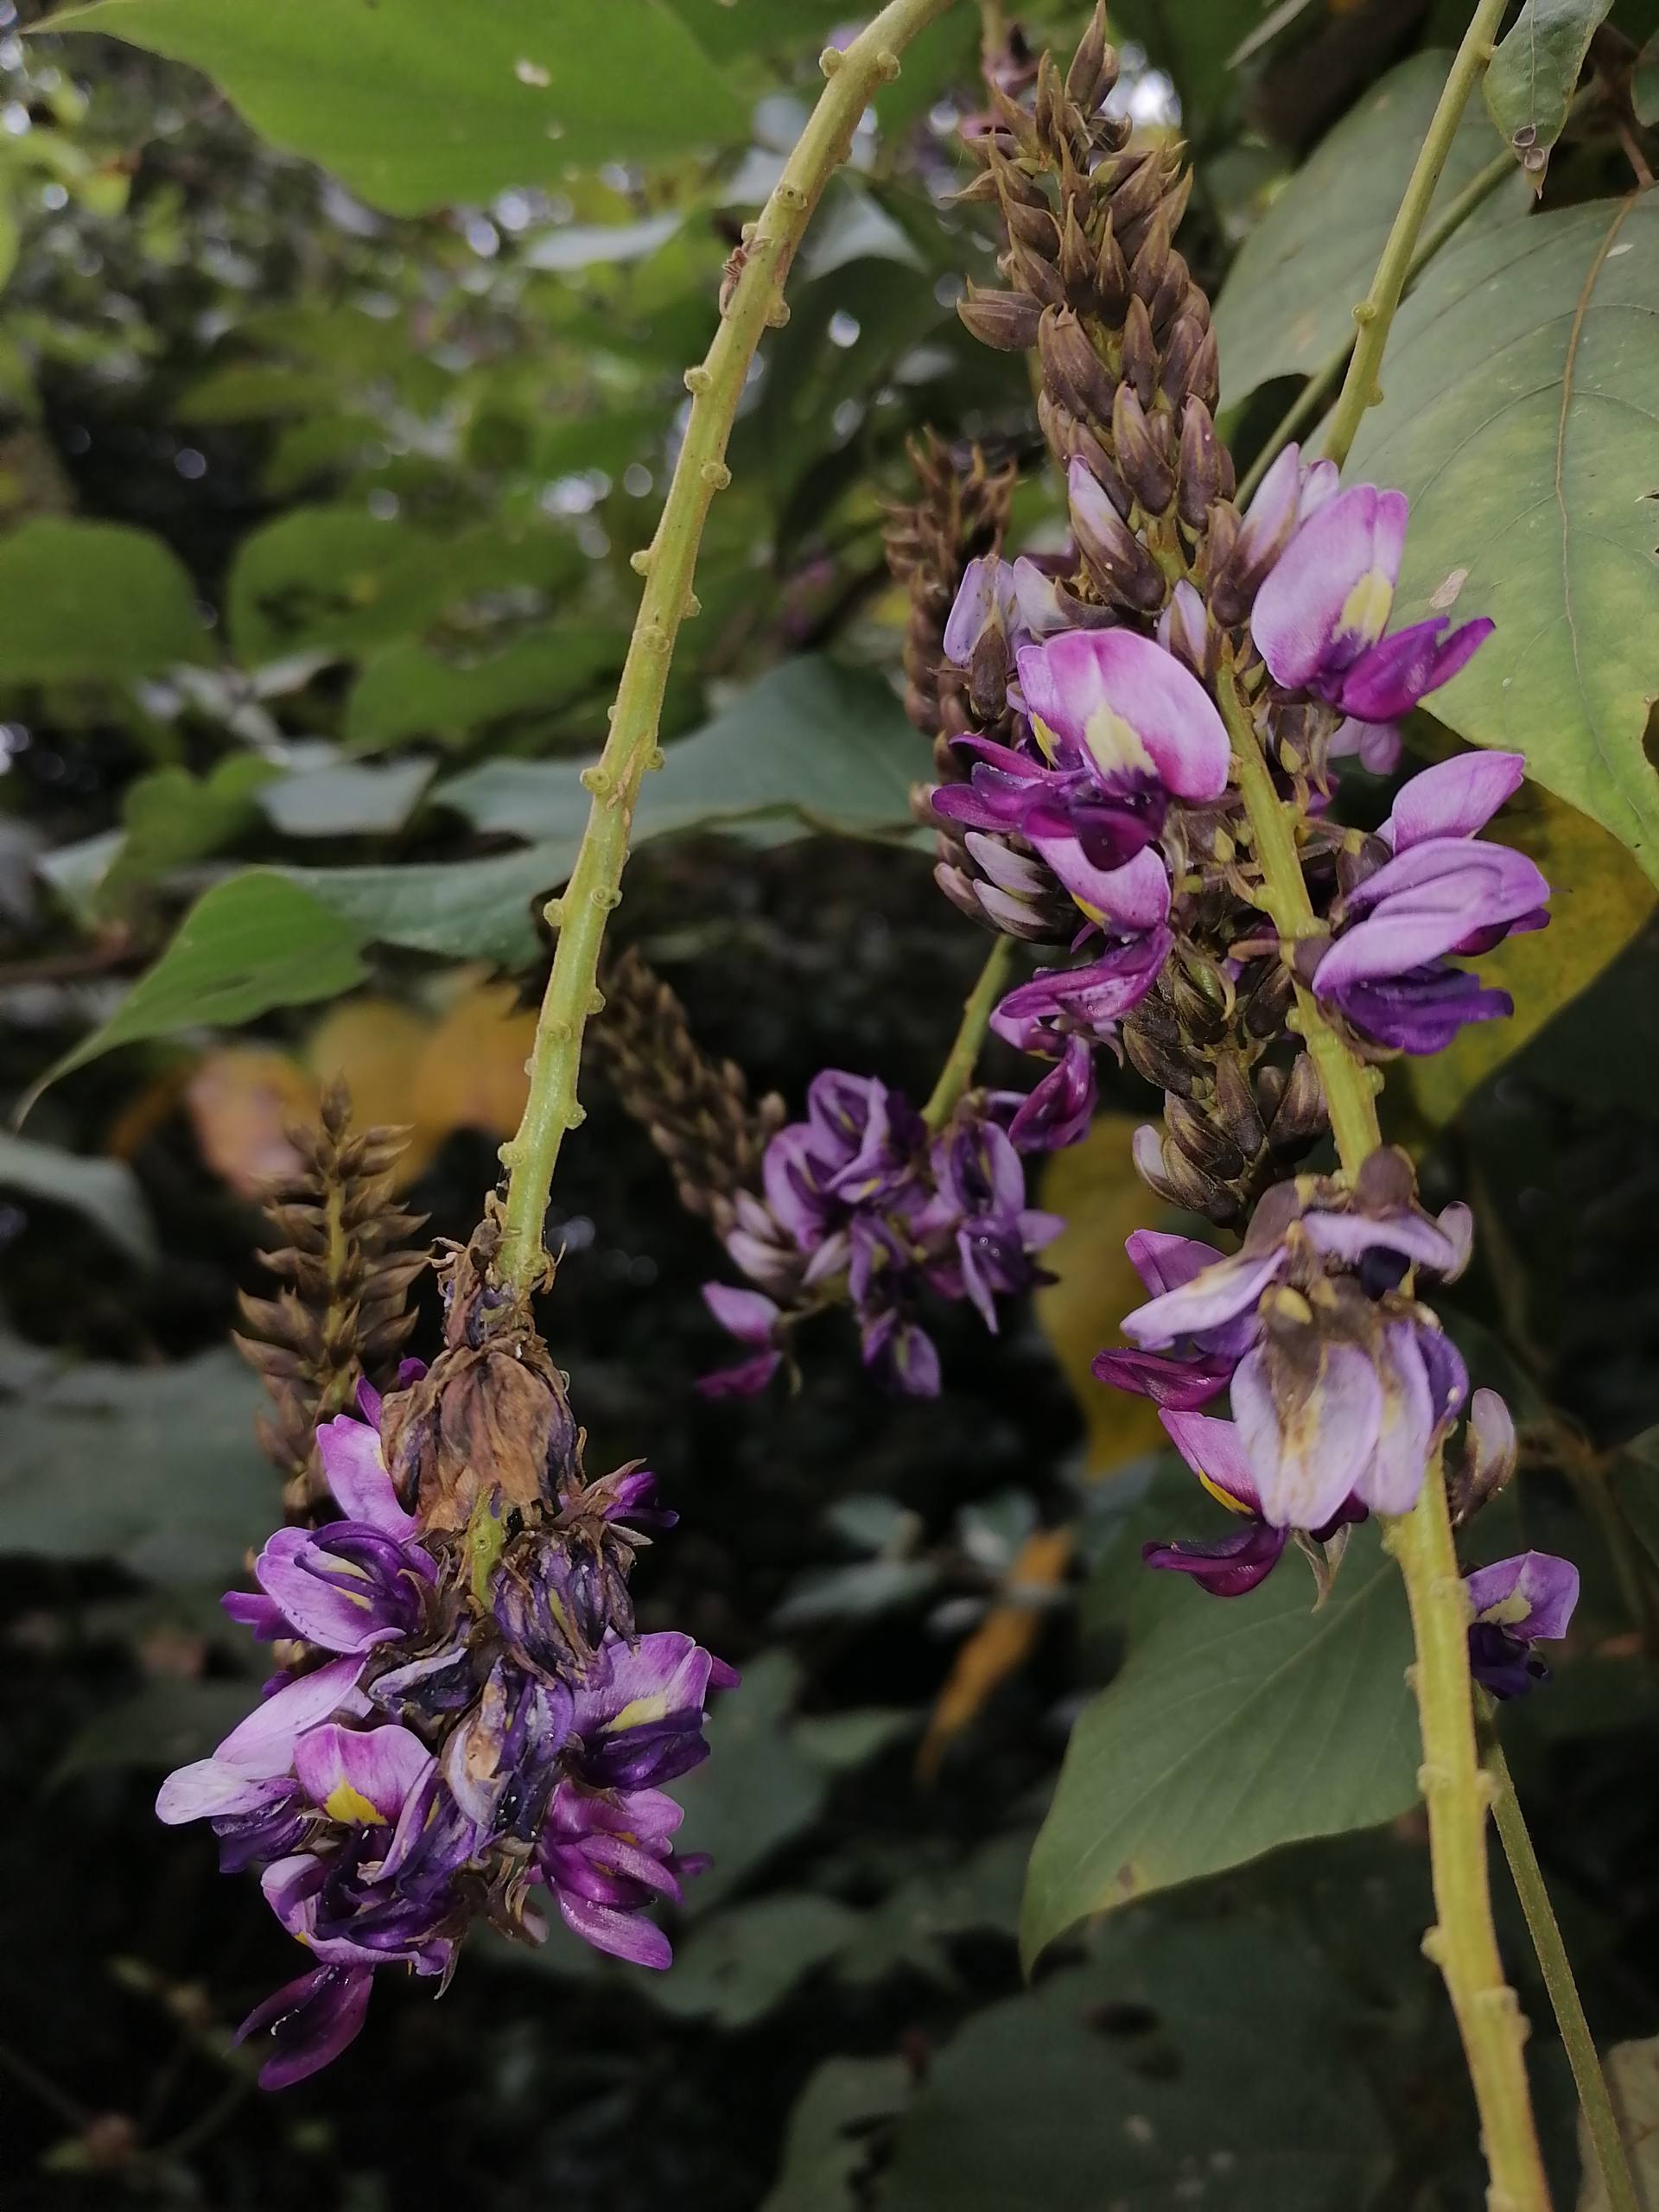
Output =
[
  {"x1": 1312, "y1": 751, "x2": 1551, "y2": 1053},
  {"x1": 700, "y1": 1076, "x2": 1061, "y2": 1397},
  {"x1": 1465, "y1": 1550, "x2": 1580, "y2": 1700},
  {"x1": 159, "y1": 1363, "x2": 734, "y2": 2088},
  {"x1": 1142, "y1": 1406, "x2": 1366, "y2": 1597}
]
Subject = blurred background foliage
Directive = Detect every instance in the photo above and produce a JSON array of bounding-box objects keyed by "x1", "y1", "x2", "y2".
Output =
[{"x1": 3, "y1": 0, "x2": 1659, "y2": 2205}]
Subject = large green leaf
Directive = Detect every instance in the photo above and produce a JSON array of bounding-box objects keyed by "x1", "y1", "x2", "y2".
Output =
[
  {"x1": 346, "y1": 628, "x2": 628, "y2": 753},
  {"x1": 0, "y1": 1349, "x2": 275, "y2": 1585},
  {"x1": 46, "y1": 0, "x2": 749, "y2": 217},
  {"x1": 877, "y1": 1915, "x2": 1395, "y2": 2212},
  {"x1": 1484, "y1": 0, "x2": 1613, "y2": 181},
  {"x1": 441, "y1": 656, "x2": 929, "y2": 846},
  {"x1": 1347, "y1": 194, "x2": 1659, "y2": 879},
  {"x1": 1409, "y1": 782, "x2": 1657, "y2": 1122},
  {"x1": 1214, "y1": 52, "x2": 1523, "y2": 407},
  {"x1": 32, "y1": 872, "x2": 367, "y2": 1096},
  {"x1": 0, "y1": 1132, "x2": 157, "y2": 1268},
  {"x1": 1021, "y1": 1528, "x2": 1419, "y2": 1965},
  {"x1": 0, "y1": 518, "x2": 207, "y2": 684},
  {"x1": 292, "y1": 842, "x2": 565, "y2": 969}
]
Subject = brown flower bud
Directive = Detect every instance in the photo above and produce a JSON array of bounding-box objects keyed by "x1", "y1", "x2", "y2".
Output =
[
  {"x1": 1212, "y1": 1052, "x2": 1266, "y2": 1157},
  {"x1": 1121, "y1": 294, "x2": 1158, "y2": 407},
  {"x1": 957, "y1": 284, "x2": 1044, "y2": 351},
  {"x1": 1149, "y1": 251, "x2": 1192, "y2": 340},
  {"x1": 1177, "y1": 396, "x2": 1223, "y2": 531},
  {"x1": 1059, "y1": 200, "x2": 1096, "y2": 308},
  {"x1": 1128, "y1": 212, "x2": 1171, "y2": 308},
  {"x1": 1185, "y1": 326, "x2": 1220, "y2": 413},
  {"x1": 1264, "y1": 1052, "x2": 1327, "y2": 1151},
  {"x1": 1103, "y1": 148, "x2": 1164, "y2": 233},
  {"x1": 1038, "y1": 393, "x2": 1131, "y2": 515},
  {"x1": 1168, "y1": 1094, "x2": 1246, "y2": 1180},
  {"x1": 1004, "y1": 197, "x2": 1061, "y2": 257},
  {"x1": 1095, "y1": 215, "x2": 1129, "y2": 321},
  {"x1": 1069, "y1": 453, "x2": 1164, "y2": 612},
  {"x1": 1038, "y1": 306, "x2": 1117, "y2": 428},
  {"x1": 1112, "y1": 382, "x2": 1175, "y2": 516},
  {"x1": 1065, "y1": 3, "x2": 1116, "y2": 109},
  {"x1": 1160, "y1": 313, "x2": 1205, "y2": 411},
  {"x1": 1004, "y1": 238, "x2": 1067, "y2": 308}
]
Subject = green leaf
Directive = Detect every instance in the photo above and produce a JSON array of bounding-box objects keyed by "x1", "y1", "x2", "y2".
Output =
[
  {"x1": 346, "y1": 628, "x2": 628, "y2": 752},
  {"x1": 0, "y1": 1132, "x2": 157, "y2": 1268},
  {"x1": 293, "y1": 843, "x2": 563, "y2": 968},
  {"x1": 1408, "y1": 779, "x2": 1657, "y2": 1123},
  {"x1": 103, "y1": 755, "x2": 281, "y2": 902},
  {"x1": 1020, "y1": 1527, "x2": 1419, "y2": 1966},
  {"x1": 441, "y1": 655, "x2": 929, "y2": 847},
  {"x1": 0, "y1": 518, "x2": 207, "y2": 685},
  {"x1": 878, "y1": 1915, "x2": 1395, "y2": 2212},
  {"x1": 762, "y1": 2056, "x2": 912, "y2": 2212},
  {"x1": 46, "y1": 0, "x2": 750, "y2": 217},
  {"x1": 33, "y1": 872, "x2": 367, "y2": 1096},
  {"x1": 0, "y1": 1349, "x2": 276, "y2": 1585},
  {"x1": 1346, "y1": 194, "x2": 1659, "y2": 880},
  {"x1": 1484, "y1": 0, "x2": 1613, "y2": 183},
  {"x1": 1214, "y1": 53, "x2": 1525, "y2": 407},
  {"x1": 646, "y1": 1896, "x2": 863, "y2": 2030},
  {"x1": 258, "y1": 758, "x2": 435, "y2": 838},
  {"x1": 671, "y1": 1652, "x2": 830, "y2": 1913}
]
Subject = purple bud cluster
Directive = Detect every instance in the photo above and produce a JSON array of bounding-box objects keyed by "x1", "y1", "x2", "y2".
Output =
[
  {"x1": 699, "y1": 1071, "x2": 1063, "y2": 1398},
  {"x1": 158, "y1": 1375, "x2": 734, "y2": 2088}
]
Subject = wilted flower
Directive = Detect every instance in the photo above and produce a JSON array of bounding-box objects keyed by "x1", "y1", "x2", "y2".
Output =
[
  {"x1": 158, "y1": 1264, "x2": 735, "y2": 2090},
  {"x1": 1312, "y1": 751, "x2": 1550, "y2": 1053},
  {"x1": 1465, "y1": 1550, "x2": 1580, "y2": 1700}
]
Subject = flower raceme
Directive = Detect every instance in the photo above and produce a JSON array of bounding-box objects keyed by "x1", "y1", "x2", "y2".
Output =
[
  {"x1": 700, "y1": 1071, "x2": 1062, "y2": 1398},
  {"x1": 157, "y1": 1338, "x2": 734, "y2": 2089}
]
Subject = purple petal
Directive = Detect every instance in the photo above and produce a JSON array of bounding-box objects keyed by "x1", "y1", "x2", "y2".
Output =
[
  {"x1": 1142, "y1": 1520, "x2": 1287, "y2": 1598},
  {"x1": 1160, "y1": 1408, "x2": 1261, "y2": 1513},
  {"x1": 556, "y1": 1891, "x2": 672, "y2": 1970},
  {"x1": 317, "y1": 1414, "x2": 417, "y2": 1540},
  {"x1": 1125, "y1": 1230, "x2": 1222, "y2": 1299},
  {"x1": 236, "y1": 1964, "x2": 375, "y2": 2090},
  {"x1": 1091, "y1": 1344, "x2": 1234, "y2": 1408},
  {"x1": 1351, "y1": 1323, "x2": 1434, "y2": 1515},
  {"x1": 1465, "y1": 1550, "x2": 1580, "y2": 1643},
  {"x1": 1300, "y1": 1207, "x2": 1464, "y2": 1277},
  {"x1": 1314, "y1": 843, "x2": 1550, "y2": 993},
  {"x1": 701, "y1": 1282, "x2": 782, "y2": 1346},
  {"x1": 1382, "y1": 750, "x2": 1526, "y2": 850},
  {"x1": 211, "y1": 1655, "x2": 369, "y2": 1777},
  {"x1": 1007, "y1": 1034, "x2": 1096, "y2": 1151},
  {"x1": 1014, "y1": 630, "x2": 1230, "y2": 802},
  {"x1": 292, "y1": 1721, "x2": 435, "y2": 1827},
  {"x1": 1251, "y1": 485, "x2": 1407, "y2": 691}
]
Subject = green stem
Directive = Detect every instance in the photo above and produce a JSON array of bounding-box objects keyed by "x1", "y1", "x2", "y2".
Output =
[
  {"x1": 923, "y1": 937, "x2": 1017, "y2": 1130},
  {"x1": 1484, "y1": 1724, "x2": 1642, "y2": 2212},
  {"x1": 493, "y1": 0, "x2": 962, "y2": 1295},
  {"x1": 1217, "y1": 664, "x2": 1551, "y2": 2212},
  {"x1": 1235, "y1": 144, "x2": 1514, "y2": 506},
  {"x1": 1320, "y1": 0, "x2": 1511, "y2": 472}
]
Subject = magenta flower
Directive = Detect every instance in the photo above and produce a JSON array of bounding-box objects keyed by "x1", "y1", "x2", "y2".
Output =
[
  {"x1": 1251, "y1": 483, "x2": 1493, "y2": 721},
  {"x1": 1465, "y1": 1550, "x2": 1580, "y2": 1699},
  {"x1": 1313, "y1": 750, "x2": 1550, "y2": 1054}
]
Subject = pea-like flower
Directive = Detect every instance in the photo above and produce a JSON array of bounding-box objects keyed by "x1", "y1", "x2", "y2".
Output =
[
  {"x1": 1250, "y1": 482, "x2": 1493, "y2": 722},
  {"x1": 1142, "y1": 1406, "x2": 1367, "y2": 1596},
  {"x1": 158, "y1": 1297, "x2": 734, "y2": 2089},
  {"x1": 1465, "y1": 1550, "x2": 1580, "y2": 1700},
  {"x1": 1311, "y1": 751, "x2": 1551, "y2": 1054}
]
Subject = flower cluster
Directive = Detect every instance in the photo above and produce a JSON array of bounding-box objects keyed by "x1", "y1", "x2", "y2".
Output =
[
  {"x1": 159, "y1": 1268, "x2": 734, "y2": 2089},
  {"x1": 700, "y1": 1071, "x2": 1062, "y2": 1399}
]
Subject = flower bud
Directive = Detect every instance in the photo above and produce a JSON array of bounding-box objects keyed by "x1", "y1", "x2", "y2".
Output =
[
  {"x1": 1112, "y1": 383, "x2": 1175, "y2": 518},
  {"x1": 1186, "y1": 327, "x2": 1220, "y2": 413},
  {"x1": 1005, "y1": 198, "x2": 1061, "y2": 257},
  {"x1": 1059, "y1": 201, "x2": 1096, "y2": 308},
  {"x1": 1121, "y1": 294, "x2": 1158, "y2": 407},
  {"x1": 1095, "y1": 217, "x2": 1129, "y2": 321},
  {"x1": 1065, "y1": 3, "x2": 1116, "y2": 109},
  {"x1": 1128, "y1": 212, "x2": 1171, "y2": 309},
  {"x1": 1149, "y1": 250, "x2": 1191, "y2": 338},
  {"x1": 1177, "y1": 397, "x2": 1224, "y2": 531},
  {"x1": 1039, "y1": 307, "x2": 1118, "y2": 428},
  {"x1": 1039, "y1": 394, "x2": 1131, "y2": 517},
  {"x1": 957, "y1": 284, "x2": 1044, "y2": 352},
  {"x1": 1069, "y1": 455, "x2": 1164, "y2": 612},
  {"x1": 1104, "y1": 148, "x2": 1165, "y2": 234},
  {"x1": 1004, "y1": 238, "x2": 1066, "y2": 309},
  {"x1": 1160, "y1": 312, "x2": 1208, "y2": 411},
  {"x1": 1167, "y1": 1094, "x2": 1246, "y2": 1181}
]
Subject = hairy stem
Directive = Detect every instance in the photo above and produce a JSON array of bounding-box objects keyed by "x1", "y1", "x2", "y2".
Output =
[
  {"x1": 1218, "y1": 665, "x2": 1551, "y2": 2212},
  {"x1": 1484, "y1": 1725, "x2": 1641, "y2": 2212},
  {"x1": 924, "y1": 937, "x2": 1017, "y2": 1130},
  {"x1": 1320, "y1": 0, "x2": 1511, "y2": 472},
  {"x1": 494, "y1": 0, "x2": 962, "y2": 1294},
  {"x1": 1236, "y1": 144, "x2": 1515, "y2": 505}
]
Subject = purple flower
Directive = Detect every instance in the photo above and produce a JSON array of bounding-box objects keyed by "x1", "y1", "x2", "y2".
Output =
[
  {"x1": 1091, "y1": 1229, "x2": 1254, "y2": 1408},
  {"x1": 569, "y1": 1631, "x2": 739, "y2": 1794},
  {"x1": 234, "y1": 1962, "x2": 375, "y2": 2090},
  {"x1": 1005, "y1": 1032, "x2": 1096, "y2": 1151},
  {"x1": 924, "y1": 1118, "x2": 1064, "y2": 1331},
  {"x1": 1313, "y1": 751, "x2": 1550, "y2": 1054},
  {"x1": 696, "y1": 1284, "x2": 785, "y2": 1398},
  {"x1": 943, "y1": 552, "x2": 1075, "y2": 672},
  {"x1": 245, "y1": 1522, "x2": 434, "y2": 1655},
  {"x1": 1142, "y1": 1406, "x2": 1370, "y2": 1596},
  {"x1": 1251, "y1": 483, "x2": 1493, "y2": 721},
  {"x1": 541, "y1": 1780, "x2": 690, "y2": 1969},
  {"x1": 1465, "y1": 1550, "x2": 1580, "y2": 1700}
]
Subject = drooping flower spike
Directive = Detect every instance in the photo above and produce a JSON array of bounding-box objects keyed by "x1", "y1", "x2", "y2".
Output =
[{"x1": 159, "y1": 1254, "x2": 735, "y2": 2089}]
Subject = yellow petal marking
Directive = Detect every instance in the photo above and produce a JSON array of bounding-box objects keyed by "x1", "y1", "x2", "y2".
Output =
[
  {"x1": 1083, "y1": 704, "x2": 1154, "y2": 781},
  {"x1": 324, "y1": 1781, "x2": 387, "y2": 1825},
  {"x1": 1338, "y1": 567, "x2": 1394, "y2": 646}
]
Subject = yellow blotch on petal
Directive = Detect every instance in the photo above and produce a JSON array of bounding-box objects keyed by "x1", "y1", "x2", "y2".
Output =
[
  {"x1": 1083, "y1": 705, "x2": 1154, "y2": 782},
  {"x1": 1338, "y1": 567, "x2": 1394, "y2": 647},
  {"x1": 1029, "y1": 713, "x2": 1060, "y2": 764},
  {"x1": 608, "y1": 1693, "x2": 671, "y2": 1731},
  {"x1": 323, "y1": 1781, "x2": 387, "y2": 1826},
  {"x1": 1197, "y1": 1468, "x2": 1252, "y2": 1516}
]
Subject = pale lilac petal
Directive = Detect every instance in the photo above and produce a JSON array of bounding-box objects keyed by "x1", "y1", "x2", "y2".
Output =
[
  {"x1": 1351, "y1": 1324, "x2": 1434, "y2": 1515},
  {"x1": 1122, "y1": 1246, "x2": 1287, "y2": 1347},
  {"x1": 701, "y1": 1283, "x2": 781, "y2": 1346},
  {"x1": 1381, "y1": 751, "x2": 1526, "y2": 850},
  {"x1": 1329, "y1": 716, "x2": 1402, "y2": 774},
  {"x1": 1014, "y1": 630, "x2": 1230, "y2": 801},
  {"x1": 1300, "y1": 1208, "x2": 1462, "y2": 1275},
  {"x1": 1125, "y1": 1229, "x2": 1221, "y2": 1300},
  {"x1": 1435, "y1": 1202, "x2": 1474, "y2": 1281},
  {"x1": 942, "y1": 556, "x2": 998, "y2": 665},
  {"x1": 1466, "y1": 1387, "x2": 1516, "y2": 1491},
  {"x1": 1160, "y1": 1408, "x2": 1262, "y2": 1514},
  {"x1": 292, "y1": 1721, "x2": 435, "y2": 1827},
  {"x1": 1233, "y1": 1342, "x2": 1382, "y2": 1531},
  {"x1": 317, "y1": 1414, "x2": 416, "y2": 1539},
  {"x1": 213, "y1": 1656, "x2": 368, "y2": 1772},
  {"x1": 1314, "y1": 845, "x2": 1550, "y2": 993},
  {"x1": 156, "y1": 1764, "x2": 292, "y2": 1825}
]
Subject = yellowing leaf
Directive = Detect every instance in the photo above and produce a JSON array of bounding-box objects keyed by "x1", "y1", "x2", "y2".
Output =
[
  {"x1": 410, "y1": 981, "x2": 536, "y2": 1141},
  {"x1": 185, "y1": 1047, "x2": 320, "y2": 1198},
  {"x1": 1409, "y1": 785, "x2": 1657, "y2": 1124},
  {"x1": 307, "y1": 996, "x2": 441, "y2": 1184},
  {"x1": 918, "y1": 1527, "x2": 1075, "y2": 1783},
  {"x1": 1034, "y1": 1113, "x2": 1166, "y2": 1478}
]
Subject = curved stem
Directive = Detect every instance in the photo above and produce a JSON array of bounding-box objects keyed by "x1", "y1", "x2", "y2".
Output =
[
  {"x1": 1236, "y1": 143, "x2": 1515, "y2": 506},
  {"x1": 1484, "y1": 1724, "x2": 1641, "y2": 2212},
  {"x1": 1217, "y1": 664, "x2": 1551, "y2": 2212},
  {"x1": 494, "y1": 0, "x2": 962, "y2": 1295},
  {"x1": 1320, "y1": 0, "x2": 1510, "y2": 472},
  {"x1": 924, "y1": 937, "x2": 1017, "y2": 1130}
]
